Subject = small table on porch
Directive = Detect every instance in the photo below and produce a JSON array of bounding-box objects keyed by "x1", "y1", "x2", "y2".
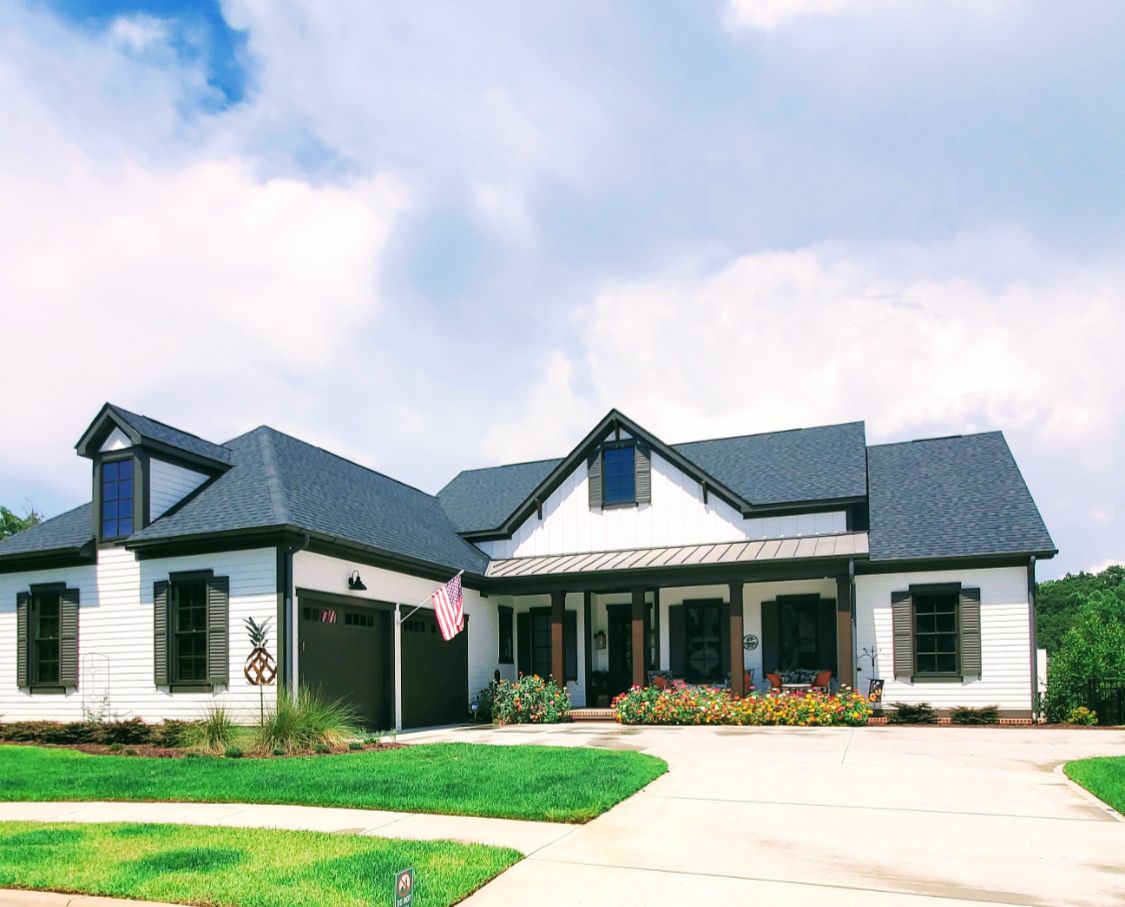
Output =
[{"x1": 781, "y1": 683, "x2": 813, "y2": 692}]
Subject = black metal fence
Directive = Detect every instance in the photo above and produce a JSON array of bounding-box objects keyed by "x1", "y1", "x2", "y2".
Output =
[{"x1": 1087, "y1": 678, "x2": 1125, "y2": 726}]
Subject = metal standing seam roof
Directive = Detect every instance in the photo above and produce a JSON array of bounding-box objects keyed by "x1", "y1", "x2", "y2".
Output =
[{"x1": 484, "y1": 531, "x2": 869, "y2": 579}]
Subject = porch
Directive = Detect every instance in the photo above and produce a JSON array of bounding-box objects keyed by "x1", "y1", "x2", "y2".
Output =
[{"x1": 487, "y1": 534, "x2": 866, "y2": 707}]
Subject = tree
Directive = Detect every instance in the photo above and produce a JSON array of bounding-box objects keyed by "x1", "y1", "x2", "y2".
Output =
[
  {"x1": 0, "y1": 505, "x2": 43, "y2": 540},
  {"x1": 1044, "y1": 601, "x2": 1125, "y2": 723},
  {"x1": 1036, "y1": 564, "x2": 1125, "y2": 652}
]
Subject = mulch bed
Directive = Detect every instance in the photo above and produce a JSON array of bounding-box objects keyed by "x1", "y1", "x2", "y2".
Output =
[{"x1": 1, "y1": 740, "x2": 405, "y2": 759}]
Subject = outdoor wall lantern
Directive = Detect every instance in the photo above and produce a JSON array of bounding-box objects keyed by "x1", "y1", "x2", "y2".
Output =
[
  {"x1": 347, "y1": 570, "x2": 367, "y2": 591},
  {"x1": 594, "y1": 630, "x2": 607, "y2": 650}
]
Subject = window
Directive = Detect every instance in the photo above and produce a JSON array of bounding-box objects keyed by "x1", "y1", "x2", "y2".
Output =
[
  {"x1": 498, "y1": 605, "x2": 513, "y2": 664},
  {"x1": 683, "y1": 601, "x2": 722, "y2": 683},
  {"x1": 914, "y1": 592, "x2": 959, "y2": 676},
  {"x1": 101, "y1": 458, "x2": 134, "y2": 539},
  {"x1": 602, "y1": 442, "x2": 636, "y2": 504},
  {"x1": 171, "y1": 579, "x2": 208, "y2": 683},
  {"x1": 31, "y1": 591, "x2": 61, "y2": 686},
  {"x1": 345, "y1": 611, "x2": 375, "y2": 628}
]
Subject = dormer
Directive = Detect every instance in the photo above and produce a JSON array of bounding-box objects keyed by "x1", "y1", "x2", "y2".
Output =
[{"x1": 75, "y1": 404, "x2": 232, "y2": 544}]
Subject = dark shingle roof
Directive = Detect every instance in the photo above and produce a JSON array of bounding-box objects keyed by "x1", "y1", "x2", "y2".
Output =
[
  {"x1": 673, "y1": 422, "x2": 868, "y2": 507},
  {"x1": 437, "y1": 459, "x2": 561, "y2": 533},
  {"x1": 866, "y1": 432, "x2": 1055, "y2": 562},
  {"x1": 107, "y1": 405, "x2": 233, "y2": 465},
  {"x1": 0, "y1": 504, "x2": 94, "y2": 559},
  {"x1": 130, "y1": 427, "x2": 488, "y2": 574}
]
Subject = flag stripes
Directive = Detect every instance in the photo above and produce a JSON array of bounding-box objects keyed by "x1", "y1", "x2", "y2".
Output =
[{"x1": 431, "y1": 572, "x2": 465, "y2": 641}]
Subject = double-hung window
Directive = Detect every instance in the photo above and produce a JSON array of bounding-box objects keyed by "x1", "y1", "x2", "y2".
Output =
[
  {"x1": 602, "y1": 442, "x2": 636, "y2": 505},
  {"x1": 31, "y1": 591, "x2": 61, "y2": 686},
  {"x1": 913, "y1": 592, "x2": 959, "y2": 677},
  {"x1": 171, "y1": 579, "x2": 208, "y2": 683}
]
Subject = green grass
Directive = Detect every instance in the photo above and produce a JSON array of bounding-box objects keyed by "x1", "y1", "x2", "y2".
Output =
[
  {"x1": 1065, "y1": 756, "x2": 1125, "y2": 814},
  {"x1": 0, "y1": 743, "x2": 667, "y2": 823},
  {"x1": 0, "y1": 821, "x2": 518, "y2": 907}
]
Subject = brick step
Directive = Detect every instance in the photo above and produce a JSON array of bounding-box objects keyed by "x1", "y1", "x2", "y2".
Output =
[{"x1": 570, "y1": 708, "x2": 617, "y2": 721}]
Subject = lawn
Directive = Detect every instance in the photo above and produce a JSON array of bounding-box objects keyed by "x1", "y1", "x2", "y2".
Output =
[
  {"x1": 1065, "y1": 756, "x2": 1125, "y2": 814},
  {"x1": 0, "y1": 821, "x2": 519, "y2": 907},
  {"x1": 0, "y1": 743, "x2": 667, "y2": 823}
]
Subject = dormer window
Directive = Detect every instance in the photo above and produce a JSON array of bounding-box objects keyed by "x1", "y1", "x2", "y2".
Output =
[
  {"x1": 101, "y1": 458, "x2": 135, "y2": 539},
  {"x1": 602, "y1": 442, "x2": 636, "y2": 505}
]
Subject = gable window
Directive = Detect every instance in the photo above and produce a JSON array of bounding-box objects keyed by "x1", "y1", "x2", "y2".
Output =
[
  {"x1": 602, "y1": 442, "x2": 636, "y2": 505},
  {"x1": 913, "y1": 592, "x2": 959, "y2": 676},
  {"x1": 31, "y1": 591, "x2": 61, "y2": 686},
  {"x1": 172, "y1": 579, "x2": 208, "y2": 683},
  {"x1": 498, "y1": 605, "x2": 513, "y2": 664},
  {"x1": 101, "y1": 458, "x2": 135, "y2": 539}
]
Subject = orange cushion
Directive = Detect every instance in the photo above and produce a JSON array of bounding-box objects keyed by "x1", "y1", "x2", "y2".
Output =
[
  {"x1": 653, "y1": 675, "x2": 669, "y2": 690},
  {"x1": 813, "y1": 670, "x2": 832, "y2": 688},
  {"x1": 767, "y1": 673, "x2": 783, "y2": 690}
]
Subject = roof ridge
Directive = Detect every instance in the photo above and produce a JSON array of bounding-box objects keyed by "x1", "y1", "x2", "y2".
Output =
[
  {"x1": 109, "y1": 404, "x2": 229, "y2": 450},
  {"x1": 868, "y1": 430, "x2": 1003, "y2": 450},
  {"x1": 256, "y1": 429, "x2": 292, "y2": 525},
  {"x1": 673, "y1": 420, "x2": 867, "y2": 447}
]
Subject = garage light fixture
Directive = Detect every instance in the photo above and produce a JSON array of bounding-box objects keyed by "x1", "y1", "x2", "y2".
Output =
[{"x1": 347, "y1": 570, "x2": 367, "y2": 591}]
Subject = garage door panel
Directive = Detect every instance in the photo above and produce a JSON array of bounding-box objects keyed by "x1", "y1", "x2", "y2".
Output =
[{"x1": 401, "y1": 610, "x2": 468, "y2": 729}]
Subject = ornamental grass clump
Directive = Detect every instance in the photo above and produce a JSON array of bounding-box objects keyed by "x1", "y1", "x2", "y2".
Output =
[
  {"x1": 189, "y1": 705, "x2": 236, "y2": 753},
  {"x1": 257, "y1": 686, "x2": 359, "y2": 753},
  {"x1": 612, "y1": 687, "x2": 871, "y2": 727},
  {"x1": 490, "y1": 675, "x2": 571, "y2": 724}
]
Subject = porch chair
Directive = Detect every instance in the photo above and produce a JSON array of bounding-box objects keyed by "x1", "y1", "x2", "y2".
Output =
[
  {"x1": 811, "y1": 670, "x2": 833, "y2": 692},
  {"x1": 766, "y1": 672, "x2": 783, "y2": 693}
]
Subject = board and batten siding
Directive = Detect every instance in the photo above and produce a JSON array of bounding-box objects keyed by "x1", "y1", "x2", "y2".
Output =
[
  {"x1": 477, "y1": 448, "x2": 846, "y2": 560},
  {"x1": 0, "y1": 546, "x2": 278, "y2": 722},
  {"x1": 855, "y1": 565, "x2": 1033, "y2": 713},
  {"x1": 291, "y1": 552, "x2": 496, "y2": 726},
  {"x1": 148, "y1": 458, "x2": 209, "y2": 521}
]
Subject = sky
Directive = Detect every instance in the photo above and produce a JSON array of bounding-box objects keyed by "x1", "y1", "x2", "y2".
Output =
[{"x1": 1, "y1": 0, "x2": 1123, "y2": 580}]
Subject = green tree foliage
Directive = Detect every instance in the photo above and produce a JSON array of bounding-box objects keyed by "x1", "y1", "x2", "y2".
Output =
[
  {"x1": 1044, "y1": 603, "x2": 1125, "y2": 723},
  {"x1": 1036, "y1": 564, "x2": 1125, "y2": 652},
  {"x1": 0, "y1": 505, "x2": 43, "y2": 540}
]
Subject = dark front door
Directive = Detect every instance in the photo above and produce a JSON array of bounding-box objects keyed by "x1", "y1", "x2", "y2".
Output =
[
  {"x1": 401, "y1": 609, "x2": 469, "y2": 729},
  {"x1": 298, "y1": 598, "x2": 393, "y2": 729},
  {"x1": 606, "y1": 602, "x2": 654, "y2": 695},
  {"x1": 763, "y1": 596, "x2": 837, "y2": 675}
]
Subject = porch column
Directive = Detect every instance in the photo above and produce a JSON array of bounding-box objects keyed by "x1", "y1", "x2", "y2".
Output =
[
  {"x1": 631, "y1": 587, "x2": 646, "y2": 688},
  {"x1": 729, "y1": 581, "x2": 745, "y2": 696},
  {"x1": 551, "y1": 589, "x2": 566, "y2": 685},
  {"x1": 836, "y1": 567, "x2": 855, "y2": 688}
]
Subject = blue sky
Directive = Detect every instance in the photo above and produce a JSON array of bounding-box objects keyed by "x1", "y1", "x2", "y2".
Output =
[{"x1": 1, "y1": 0, "x2": 1123, "y2": 578}]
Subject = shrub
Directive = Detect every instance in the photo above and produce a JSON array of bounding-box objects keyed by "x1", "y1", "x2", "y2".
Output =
[
  {"x1": 1067, "y1": 706, "x2": 1098, "y2": 726},
  {"x1": 888, "y1": 702, "x2": 937, "y2": 724},
  {"x1": 348, "y1": 741, "x2": 363, "y2": 750},
  {"x1": 224, "y1": 747, "x2": 244, "y2": 758},
  {"x1": 188, "y1": 705, "x2": 235, "y2": 753},
  {"x1": 473, "y1": 681, "x2": 499, "y2": 722},
  {"x1": 949, "y1": 705, "x2": 1000, "y2": 725},
  {"x1": 612, "y1": 687, "x2": 871, "y2": 727},
  {"x1": 314, "y1": 743, "x2": 330, "y2": 754},
  {"x1": 154, "y1": 720, "x2": 195, "y2": 748},
  {"x1": 0, "y1": 721, "x2": 97, "y2": 745},
  {"x1": 93, "y1": 718, "x2": 153, "y2": 746},
  {"x1": 1044, "y1": 603, "x2": 1125, "y2": 723},
  {"x1": 257, "y1": 686, "x2": 359, "y2": 753},
  {"x1": 490, "y1": 675, "x2": 571, "y2": 725}
]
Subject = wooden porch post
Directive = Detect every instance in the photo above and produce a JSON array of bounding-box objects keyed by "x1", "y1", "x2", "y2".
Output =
[
  {"x1": 631, "y1": 587, "x2": 646, "y2": 688},
  {"x1": 729, "y1": 581, "x2": 745, "y2": 696},
  {"x1": 551, "y1": 589, "x2": 566, "y2": 685},
  {"x1": 836, "y1": 566, "x2": 855, "y2": 688}
]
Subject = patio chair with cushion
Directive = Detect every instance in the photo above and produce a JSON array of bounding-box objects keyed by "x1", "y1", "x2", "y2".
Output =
[
  {"x1": 766, "y1": 672, "x2": 783, "y2": 692},
  {"x1": 811, "y1": 669, "x2": 833, "y2": 692}
]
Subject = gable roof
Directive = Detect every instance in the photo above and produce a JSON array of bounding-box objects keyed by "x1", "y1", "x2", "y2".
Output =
[
  {"x1": 75, "y1": 403, "x2": 233, "y2": 467},
  {"x1": 0, "y1": 503, "x2": 94, "y2": 563},
  {"x1": 129, "y1": 426, "x2": 488, "y2": 575},
  {"x1": 866, "y1": 432, "x2": 1055, "y2": 562},
  {"x1": 438, "y1": 414, "x2": 869, "y2": 536}
]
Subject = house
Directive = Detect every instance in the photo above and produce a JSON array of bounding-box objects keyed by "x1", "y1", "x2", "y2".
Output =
[{"x1": 0, "y1": 404, "x2": 1056, "y2": 727}]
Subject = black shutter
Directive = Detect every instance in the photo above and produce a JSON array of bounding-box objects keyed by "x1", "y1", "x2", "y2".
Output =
[
  {"x1": 587, "y1": 449, "x2": 603, "y2": 509},
  {"x1": 564, "y1": 610, "x2": 578, "y2": 681},
  {"x1": 16, "y1": 592, "x2": 29, "y2": 688},
  {"x1": 635, "y1": 441, "x2": 652, "y2": 504},
  {"x1": 719, "y1": 601, "x2": 731, "y2": 677},
  {"x1": 960, "y1": 587, "x2": 982, "y2": 680},
  {"x1": 892, "y1": 590, "x2": 913, "y2": 681},
  {"x1": 761, "y1": 600, "x2": 779, "y2": 674},
  {"x1": 817, "y1": 598, "x2": 837, "y2": 674},
  {"x1": 517, "y1": 611, "x2": 531, "y2": 675},
  {"x1": 60, "y1": 588, "x2": 79, "y2": 690},
  {"x1": 207, "y1": 576, "x2": 230, "y2": 686},
  {"x1": 668, "y1": 605, "x2": 685, "y2": 676},
  {"x1": 154, "y1": 581, "x2": 170, "y2": 686}
]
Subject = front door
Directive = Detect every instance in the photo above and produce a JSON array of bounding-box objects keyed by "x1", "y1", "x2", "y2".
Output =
[
  {"x1": 606, "y1": 603, "x2": 653, "y2": 696},
  {"x1": 762, "y1": 596, "x2": 837, "y2": 676}
]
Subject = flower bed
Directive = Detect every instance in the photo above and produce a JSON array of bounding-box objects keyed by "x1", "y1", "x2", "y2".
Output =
[
  {"x1": 612, "y1": 686, "x2": 872, "y2": 726},
  {"x1": 480, "y1": 675, "x2": 572, "y2": 725}
]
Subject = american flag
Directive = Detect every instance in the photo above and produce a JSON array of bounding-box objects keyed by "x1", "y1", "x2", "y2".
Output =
[{"x1": 431, "y1": 571, "x2": 465, "y2": 641}]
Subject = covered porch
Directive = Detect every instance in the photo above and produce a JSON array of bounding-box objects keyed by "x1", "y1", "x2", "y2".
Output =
[{"x1": 487, "y1": 533, "x2": 867, "y2": 707}]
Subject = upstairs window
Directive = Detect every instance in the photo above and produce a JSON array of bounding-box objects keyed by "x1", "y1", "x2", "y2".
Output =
[
  {"x1": 602, "y1": 442, "x2": 636, "y2": 505},
  {"x1": 101, "y1": 458, "x2": 134, "y2": 539}
]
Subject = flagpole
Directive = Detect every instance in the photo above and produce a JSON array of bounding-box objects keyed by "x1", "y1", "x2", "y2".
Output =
[{"x1": 397, "y1": 571, "x2": 464, "y2": 624}]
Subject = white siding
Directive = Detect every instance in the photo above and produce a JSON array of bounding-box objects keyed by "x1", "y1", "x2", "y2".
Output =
[
  {"x1": 99, "y1": 428, "x2": 131, "y2": 452},
  {"x1": 0, "y1": 546, "x2": 277, "y2": 722},
  {"x1": 149, "y1": 459, "x2": 209, "y2": 520},
  {"x1": 478, "y1": 448, "x2": 846, "y2": 559},
  {"x1": 855, "y1": 566, "x2": 1033, "y2": 713},
  {"x1": 292, "y1": 552, "x2": 496, "y2": 727}
]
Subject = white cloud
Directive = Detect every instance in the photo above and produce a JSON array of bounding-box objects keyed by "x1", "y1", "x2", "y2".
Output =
[
  {"x1": 1086, "y1": 558, "x2": 1124, "y2": 575},
  {"x1": 724, "y1": 0, "x2": 854, "y2": 32}
]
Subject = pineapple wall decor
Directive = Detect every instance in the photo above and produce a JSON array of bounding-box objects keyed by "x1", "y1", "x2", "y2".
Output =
[{"x1": 244, "y1": 617, "x2": 277, "y2": 723}]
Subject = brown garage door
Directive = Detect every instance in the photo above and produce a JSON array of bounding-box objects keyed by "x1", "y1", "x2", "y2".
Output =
[
  {"x1": 298, "y1": 596, "x2": 393, "y2": 730},
  {"x1": 400, "y1": 609, "x2": 468, "y2": 729}
]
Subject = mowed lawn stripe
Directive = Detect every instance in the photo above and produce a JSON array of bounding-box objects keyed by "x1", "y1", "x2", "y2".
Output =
[
  {"x1": 0, "y1": 743, "x2": 667, "y2": 823},
  {"x1": 0, "y1": 821, "x2": 519, "y2": 907},
  {"x1": 1065, "y1": 756, "x2": 1125, "y2": 814}
]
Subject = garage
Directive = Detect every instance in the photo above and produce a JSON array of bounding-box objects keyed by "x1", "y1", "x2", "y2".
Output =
[
  {"x1": 400, "y1": 608, "x2": 469, "y2": 728},
  {"x1": 298, "y1": 594, "x2": 393, "y2": 730}
]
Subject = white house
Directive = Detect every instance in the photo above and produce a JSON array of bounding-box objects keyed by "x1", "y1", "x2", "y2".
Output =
[{"x1": 0, "y1": 404, "x2": 1056, "y2": 727}]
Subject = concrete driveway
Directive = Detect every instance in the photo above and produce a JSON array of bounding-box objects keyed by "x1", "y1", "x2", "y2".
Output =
[{"x1": 407, "y1": 723, "x2": 1125, "y2": 906}]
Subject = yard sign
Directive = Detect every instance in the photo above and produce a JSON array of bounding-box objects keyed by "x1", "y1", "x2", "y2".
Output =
[{"x1": 394, "y1": 867, "x2": 414, "y2": 907}]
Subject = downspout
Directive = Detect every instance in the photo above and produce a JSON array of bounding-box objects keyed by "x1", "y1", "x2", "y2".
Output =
[
  {"x1": 278, "y1": 532, "x2": 310, "y2": 697},
  {"x1": 849, "y1": 557, "x2": 857, "y2": 688},
  {"x1": 1028, "y1": 555, "x2": 1039, "y2": 721}
]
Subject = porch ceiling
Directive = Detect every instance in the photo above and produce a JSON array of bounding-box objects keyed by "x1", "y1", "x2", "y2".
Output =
[{"x1": 483, "y1": 531, "x2": 869, "y2": 579}]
